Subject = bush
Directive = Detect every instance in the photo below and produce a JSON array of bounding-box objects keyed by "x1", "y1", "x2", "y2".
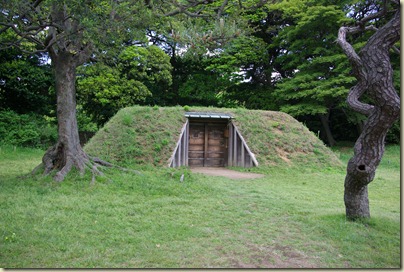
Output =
[{"x1": 0, "y1": 110, "x2": 57, "y2": 148}]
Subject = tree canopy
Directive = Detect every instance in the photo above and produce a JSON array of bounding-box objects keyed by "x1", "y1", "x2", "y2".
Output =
[
  {"x1": 0, "y1": 0, "x2": 400, "y2": 181},
  {"x1": 77, "y1": 45, "x2": 172, "y2": 125}
]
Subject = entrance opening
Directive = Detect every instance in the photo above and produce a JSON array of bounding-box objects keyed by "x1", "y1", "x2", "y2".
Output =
[
  {"x1": 169, "y1": 112, "x2": 258, "y2": 168},
  {"x1": 188, "y1": 120, "x2": 228, "y2": 167}
]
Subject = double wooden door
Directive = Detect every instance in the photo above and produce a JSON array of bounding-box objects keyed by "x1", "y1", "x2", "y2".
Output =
[{"x1": 188, "y1": 122, "x2": 228, "y2": 167}]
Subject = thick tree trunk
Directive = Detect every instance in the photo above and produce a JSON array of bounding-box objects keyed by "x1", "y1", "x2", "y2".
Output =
[
  {"x1": 42, "y1": 52, "x2": 90, "y2": 181},
  {"x1": 337, "y1": 9, "x2": 400, "y2": 220},
  {"x1": 33, "y1": 3, "x2": 102, "y2": 182},
  {"x1": 319, "y1": 111, "x2": 337, "y2": 147}
]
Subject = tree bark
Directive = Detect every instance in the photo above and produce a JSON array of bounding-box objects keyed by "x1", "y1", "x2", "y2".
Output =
[
  {"x1": 319, "y1": 111, "x2": 337, "y2": 147},
  {"x1": 337, "y1": 9, "x2": 400, "y2": 220},
  {"x1": 42, "y1": 51, "x2": 90, "y2": 181},
  {"x1": 38, "y1": 3, "x2": 94, "y2": 181}
]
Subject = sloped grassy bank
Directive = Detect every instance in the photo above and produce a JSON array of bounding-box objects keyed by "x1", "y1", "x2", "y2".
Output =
[{"x1": 84, "y1": 106, "x2": 342, "y2": 169}]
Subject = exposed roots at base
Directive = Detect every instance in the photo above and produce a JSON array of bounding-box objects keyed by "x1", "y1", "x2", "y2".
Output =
[{"x1": 32, "y1": 145, "x2": 141, "y2": 183}]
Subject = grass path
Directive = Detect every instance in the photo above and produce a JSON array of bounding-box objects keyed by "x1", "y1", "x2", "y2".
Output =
[{"x1": 0, "y1": 145, "x2": 400, "y2": 268}]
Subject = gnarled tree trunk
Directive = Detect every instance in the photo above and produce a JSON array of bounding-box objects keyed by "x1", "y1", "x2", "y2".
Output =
[
  {"x1": 42, "y1": 51, "x2": 90, "y2": 181},
  {"x1": 37, "y1": 3, "x2": 95, "y2": 182},
  {"x1": 337, "y1": 8, "x2": 400, "y2": 220}
]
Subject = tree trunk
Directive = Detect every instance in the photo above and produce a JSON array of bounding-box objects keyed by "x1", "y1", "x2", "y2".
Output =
[
  {"x1": 42, "y1": 51, "x2": 90, "y2": 181},
  {"x1": 319, "y1": 111, "x2": 337, "y2": 147},
  {"x1": 34, "y1": 3, "x2": 100, "y2": 182},
  {"x1": 337, "y1": 9, "x2": 400, "y2": 220}
]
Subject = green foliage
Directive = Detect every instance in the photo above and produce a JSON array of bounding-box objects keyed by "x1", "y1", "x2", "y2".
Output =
[
  {"x1": 119, "y1": 45, "x2": 172, "y2": 86},
  {"x1": 206, "y1": 36, "x2": 269, "y2": 78},
  {"x1": 0, "y1": 110, "x2": 57, "y2": 148},
  {"x1": 120, "y1": 45, "x2": 173, "y2": 106},
  {"x1": 2, "y1": 0, "x2": 400, "y2": 146},
  {"x1": 178, "y1": 73, "x2": 229, "y2": 106},
  {"x1": 0, "y1": 49, "x2": 55, "y2": 115},
  {"x1": 76, "y1": 105, "x2": 99, "y2": 133},
  {"x1": 77, "y1": 63, "x2": 150, "y2": 125},
  {"x1": 77, "y1": 45, "x2": 173, "y2": 125},
  {"x1": 271, "y1": 0, "x2": 354, "y2": 117},
  {"x1": 170, "y1": 15, "x2": 247, "y2": 58}
]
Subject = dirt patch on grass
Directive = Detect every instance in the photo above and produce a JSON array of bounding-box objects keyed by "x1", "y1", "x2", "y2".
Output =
[
  {"x1": 227, "y1": 243, "x2": 320, "y2": 268},
  {"x1": 275, "y1": 147, "x2": 291, "y2": 164},
  {"x1": 191, "y1": 167, "x2": 265, "y2": 180}
]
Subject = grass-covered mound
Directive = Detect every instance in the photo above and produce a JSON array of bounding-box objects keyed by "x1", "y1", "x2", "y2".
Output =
[{"x1": 84, "y1": 106, "x2": 343, "y2": 169}]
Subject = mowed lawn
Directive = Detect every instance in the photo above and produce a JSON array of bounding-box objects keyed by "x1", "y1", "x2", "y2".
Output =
[{"x1": 0, "y1": 145, "x2": 400, "y2": 268}]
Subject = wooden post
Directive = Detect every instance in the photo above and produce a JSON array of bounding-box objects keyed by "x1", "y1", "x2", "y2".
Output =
[
  {"x1": 236, "y1": 134, "x2": 240, "y2": 166},
  {"x1": 232, "y1": 123, "x2": 259, "y2": 167},
  {"x1": 168, "y1": 119, "x2": 188, "y2": 167},
  {"x1": 241, "y1": 139, "x2": 245, "y2": 167},
  {"x1": 228, "y1": 124, "x2": 233, "y2": 166},
  {"x1": 204, "y1": 123, "x2": 208, "y2": 167},
  {"x1": 233, "y1": 124, "x2": 237, "y2": 166},
  {"x1": 185, "y1": 121, "x2": 189, "y2": 166}
]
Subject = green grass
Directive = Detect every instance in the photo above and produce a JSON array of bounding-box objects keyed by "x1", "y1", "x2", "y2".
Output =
[
  {"x1": 0, "y1": 145, "x2": 400, "y2": 268},
  {"x1": 84, "y1": 106, "x2": 343, "y2": 169}
]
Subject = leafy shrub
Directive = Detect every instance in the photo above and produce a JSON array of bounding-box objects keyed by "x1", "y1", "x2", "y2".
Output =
[{"x1": 0, "y1": 110, "x2": 57, "y2": 148}]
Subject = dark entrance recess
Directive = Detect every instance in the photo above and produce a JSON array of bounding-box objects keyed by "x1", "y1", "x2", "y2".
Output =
[{"x1": 169, "y1": 112, "x2": 258, "y2": 168}]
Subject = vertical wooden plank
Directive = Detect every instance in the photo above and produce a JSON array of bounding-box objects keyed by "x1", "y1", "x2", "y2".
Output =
[
  {"x1": 237, "y1": 133, "x2": 241, "y2": 166},
  {"x1": 169, "y1": 120, "x2": 189, "y2": 167},
  {"x1": 233, "y1": 124, "x2": 237, "y2": 166},
  {"x1": 228, "y1": 124, "x2": 233, "y2": 166},
  {"x1": 182, "y1": 123, "x2": 185, "y2": 165},
  {"x1": 182, "y1": 128, "x2": 186, "y2": 166},
  {"x1": 185, "y1": 120, "x2": 189, "y2": 166},
  {"x1": 245, "y1": 154, "x2": 249, "y2": 167},
  {"x1": 232, "y1": 123, "x2": 259, "y2": 167},
  {"x1": 178, "y1": 136, "x2": 182, "y2": 166},
  {"x1": 204, "y1": 123, "x2": 208, "y2": 167},
  {"x1": 237, "y1": 131, "x2": 240, "y2": 166},
  {"x1": 241, "y1": 139, "x2": 245, "y2": 167}
]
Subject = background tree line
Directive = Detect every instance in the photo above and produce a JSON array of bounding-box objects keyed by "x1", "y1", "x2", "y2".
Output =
[{"x1": 0, "y1": 0, "x2": 399, "y2": 148}]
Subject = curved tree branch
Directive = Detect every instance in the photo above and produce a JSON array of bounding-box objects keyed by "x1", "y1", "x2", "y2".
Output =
[
  {"x1": 336, "y1": 25, "x2": 376, "y2": 78},
  {"x1": 346, "y1": 83, "x2": 375, "y2": 116},
  {"x1": 337, "y1": 7, "x2": 400, "y2": 220}
]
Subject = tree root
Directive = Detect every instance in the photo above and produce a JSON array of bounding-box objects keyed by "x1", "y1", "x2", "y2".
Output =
[
  {"x1": 31, "y1": 147, "x2": 141, "y2": 183},
  {"x1": 92, "y1": 157, "x2": 142, "y2": 175}
]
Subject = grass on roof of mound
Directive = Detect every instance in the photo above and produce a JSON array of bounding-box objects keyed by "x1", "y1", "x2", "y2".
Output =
[
  {"x1": 84, "y1": 106, "x2": 343, "y2": 169},
  {"x1": 85, "y1": 106, "x2": 185, "y2": 166}
]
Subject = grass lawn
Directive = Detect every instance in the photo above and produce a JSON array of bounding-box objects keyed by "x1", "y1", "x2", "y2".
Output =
[{"x1": 0, "y1": 145, "x2": 400, "y2": 268}]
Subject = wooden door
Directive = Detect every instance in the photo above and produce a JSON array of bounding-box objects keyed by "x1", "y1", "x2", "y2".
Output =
[
  {"x1": 188, "y1": 122, "x2": 227, "y2": 167},
  {"x1": 188, "y1": 123, "x2": 205, "y2": 167}
]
